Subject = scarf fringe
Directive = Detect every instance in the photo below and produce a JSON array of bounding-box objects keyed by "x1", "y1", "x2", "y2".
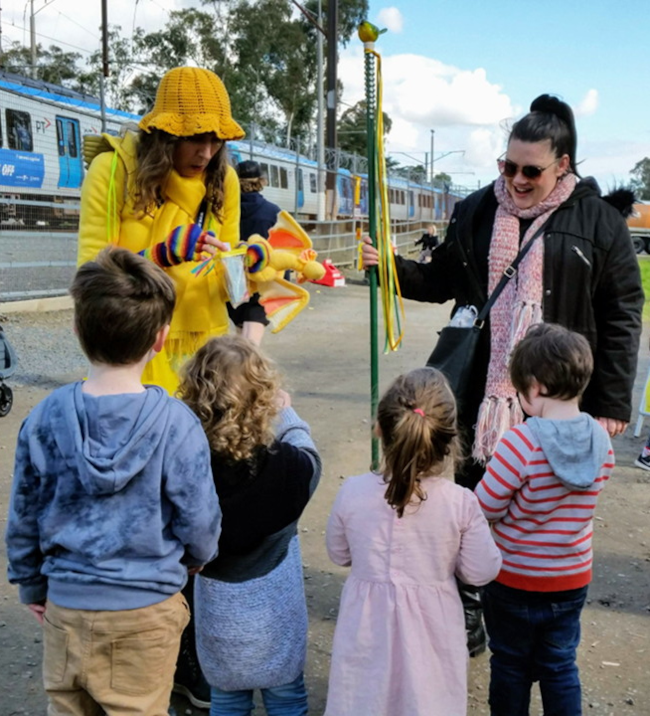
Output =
[
  {"x1": 472, "y1": 395, "x2": 524, "y2": 463},
  {"x1": 510, "y1": 301, "x2": 543, "y2": 352}
]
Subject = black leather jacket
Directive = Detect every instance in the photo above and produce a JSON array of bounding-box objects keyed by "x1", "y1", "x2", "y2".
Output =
[{"x1": 395, "y1": 178, "x2": 644, "y2": 424}]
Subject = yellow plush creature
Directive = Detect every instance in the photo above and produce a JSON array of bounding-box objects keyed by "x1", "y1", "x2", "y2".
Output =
[{"x1": 243, "y1": 211, "x2": 326, "y2": 333}]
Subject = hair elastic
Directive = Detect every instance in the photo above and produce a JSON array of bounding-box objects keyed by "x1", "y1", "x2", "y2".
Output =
[{"x1": 413, "y1": 408, "x2": 425, "y2": 417}]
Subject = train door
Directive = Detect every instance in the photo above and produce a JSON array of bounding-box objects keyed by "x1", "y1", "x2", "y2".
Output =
[{"x1": 56, "y1": 117, "x2": 82, "y2": 188}]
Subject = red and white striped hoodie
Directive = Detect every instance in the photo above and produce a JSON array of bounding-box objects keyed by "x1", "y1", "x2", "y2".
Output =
[{"x1": 475, "y1": 414, "x2": 613, "y2": 592}]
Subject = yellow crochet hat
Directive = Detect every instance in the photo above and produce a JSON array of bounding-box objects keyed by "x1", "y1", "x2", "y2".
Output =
[{"x1": 139, "y1": 67, "x2": 245, "y2": 140}]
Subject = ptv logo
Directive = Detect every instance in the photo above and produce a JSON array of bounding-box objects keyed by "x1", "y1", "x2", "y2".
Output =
[{"x1": 35, "y1": 118, "x2": 52, "y2": 133}]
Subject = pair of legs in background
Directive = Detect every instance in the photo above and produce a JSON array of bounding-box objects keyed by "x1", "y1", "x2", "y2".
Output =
[
  {"x1": 483, "y1": 581, "x2": 588, "y2": 716},
  {"x1": 209, "y1": 674, "x2": 308, "y2": 716}
]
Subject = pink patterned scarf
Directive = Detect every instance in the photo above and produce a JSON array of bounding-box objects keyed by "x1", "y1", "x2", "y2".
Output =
[{"x1": 472, "y1": 173, "x2": 577, "y2": 462}]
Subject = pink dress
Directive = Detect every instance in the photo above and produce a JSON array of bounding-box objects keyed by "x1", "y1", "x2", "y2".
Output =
[{"x1": 325, "y1": 472, "x2": 502, "y2": 716}]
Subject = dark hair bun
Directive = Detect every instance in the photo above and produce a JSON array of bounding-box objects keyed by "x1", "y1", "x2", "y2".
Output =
[
  {"x1": 530, "y1": 94, "x2": 577, "y2": 171},
  {"x1": 530, "y1": 94, "x2": 574, "y2": 127}
]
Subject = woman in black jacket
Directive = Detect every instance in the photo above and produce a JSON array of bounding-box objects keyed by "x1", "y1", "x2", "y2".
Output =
[{"x1": 362, "y1": 94, "x2": 644, "y2": 653}]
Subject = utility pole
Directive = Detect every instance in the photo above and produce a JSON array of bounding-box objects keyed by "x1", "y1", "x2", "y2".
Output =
[
  {"x1": 30, "y1": 0, "x2": 36, "y2": 78},
  {"x1": 289, "y1": 0, "x2": 327, "y2": 219},
  {"x1": 430, "y1": 129, "x2": 435, "y2": 185},
  {"x1": 316, "y1": 0, "x2": 325, "y2": 220},
  {"x1": 100, "y1": 0, "x2": 109, "y2": 132},
  {"x1": 325, "y1": 0, "x2": 338, "y2": 219}
]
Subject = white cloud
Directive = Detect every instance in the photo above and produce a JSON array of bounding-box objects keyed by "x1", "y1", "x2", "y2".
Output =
[
  {"x1": 575, "y1": 89, "x2": 598, "y2": 117},
  {"x1": 377, "y1": 7, "x2": 404, "y2": 34},
  {"x1": 339, "y1": 50, "x2": 514, "y2": 127},
  {"x1": 338, "y1": 46, "x2": 514, "y2": 184}
]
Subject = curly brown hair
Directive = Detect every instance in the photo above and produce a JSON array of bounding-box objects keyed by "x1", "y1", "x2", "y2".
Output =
[
  {"x1": 178, "y1": 336, "x2": 281, "y2": 463},
  {"x1": 133, "y1": 129, "x2": 228, "y2": 219},
  {"x1": 377, "y1": 368, "x2": 461, "y2": 517}
]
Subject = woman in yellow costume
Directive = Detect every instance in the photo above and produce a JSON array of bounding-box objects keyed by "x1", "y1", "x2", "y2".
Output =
[{"x1": 79, "y1": 66, "x2": 251, "y2": 395}]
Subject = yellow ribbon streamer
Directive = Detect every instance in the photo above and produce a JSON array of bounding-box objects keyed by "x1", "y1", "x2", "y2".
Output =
[{"x1": 366, "y1": 48, "x2": 406, "y2": 352}]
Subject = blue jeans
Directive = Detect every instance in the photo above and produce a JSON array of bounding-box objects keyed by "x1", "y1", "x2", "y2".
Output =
[
  {"x1": 483, "y1": 581, "x2": 588, "y2": 716},
  {"x1": 209, "y1": 673, "x2": 308, "y2": 716}
]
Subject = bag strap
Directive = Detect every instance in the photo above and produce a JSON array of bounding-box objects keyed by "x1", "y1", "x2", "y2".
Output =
[
  {"x1": 195, "y1": 199, "x2": 209, "y2": 230},
  {"x1": 474, "y1": 223, "x2": 547, "y2": 327}
]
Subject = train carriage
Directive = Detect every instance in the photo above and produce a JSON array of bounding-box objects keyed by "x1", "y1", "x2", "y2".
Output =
[
  {"x1": 0, "y1": 71, "x2": 139, "y2": 226},
  {"x1": 0, "y1": 70, "x2": 463, "y2": 229}
]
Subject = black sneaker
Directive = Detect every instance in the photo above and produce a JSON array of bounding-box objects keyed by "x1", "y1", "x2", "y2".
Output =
[
  {"x1": 173, "y1": 646, "x2": 211, "y2": 710},
  {"x1": 172, "y1": 674, "x2": 211, "y2": 710},
  {"x1": 634, "y1": 453, "x2": 650, "y2": 471},
  {"x1": 467, "y1": 620, "x2": 487, "y2": 657}
]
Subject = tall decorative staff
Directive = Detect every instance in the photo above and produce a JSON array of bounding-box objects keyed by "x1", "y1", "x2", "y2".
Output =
[{"x1": 359, "y1": 21, "x2": 405, "y2": 467}]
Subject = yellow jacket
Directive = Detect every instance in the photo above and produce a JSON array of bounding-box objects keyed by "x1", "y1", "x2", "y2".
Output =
[{"x1": 78, "y1": 131, "x2": 240, "y2": 392}]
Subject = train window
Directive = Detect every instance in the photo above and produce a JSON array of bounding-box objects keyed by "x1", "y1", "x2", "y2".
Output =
[
  {"x1": 280, "y1": 167, "x2": 288, "y2": 189},
  {"x1": 270, "y1": 164, "x2": 279, "y2": 187},
  {"x1": 400, "y1": 190, "x2": 405, "y2": 205},
  {"x1": 309, "y1": 172, "x2": 317, "y2": 193},
  {"x1": 409, "y1": 191, "x2": 414, "y2": 207},
  {"x1": 6, "y1": 109, "x2": 33, "y2": 151},
  {"x1": 67, "y1": 124, "x2": 78, "y2": 158},
  {"x1": 297, "y1": 168, "x2": 304, "y2": 192},
  {"x1": 56, "y1": 120, "x2": 65, "y2": 156},
  {"x1": 260, "y1": 163, "x2": 269, "y2": 181}
]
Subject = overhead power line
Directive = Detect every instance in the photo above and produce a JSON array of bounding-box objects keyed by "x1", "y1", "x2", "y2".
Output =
[{"x1": 1, "y1": 20, "x2": 95, "y2": 55}]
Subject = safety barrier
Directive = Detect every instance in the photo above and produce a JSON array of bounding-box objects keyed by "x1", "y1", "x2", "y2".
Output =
[{"x1": 0, "y1": 203, "x2": 446, "y2": 302}]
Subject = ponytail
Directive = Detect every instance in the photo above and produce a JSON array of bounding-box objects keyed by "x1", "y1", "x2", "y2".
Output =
[{"x1": 378, "y1": 368, "x2": 460, "y2": 517}]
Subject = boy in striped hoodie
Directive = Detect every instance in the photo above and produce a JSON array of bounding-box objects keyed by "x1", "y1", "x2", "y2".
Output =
[{"x1": 475, "y1": 323, "x2": 613, "y2": 716}]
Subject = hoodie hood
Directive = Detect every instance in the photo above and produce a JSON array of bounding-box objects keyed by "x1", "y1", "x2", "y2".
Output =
[
  {"x1": 526, "y1": 414, "x2": 611, "y2": 490},
  {"x1": 53, "y1": 382, "x2": 172, "y2": 496}
]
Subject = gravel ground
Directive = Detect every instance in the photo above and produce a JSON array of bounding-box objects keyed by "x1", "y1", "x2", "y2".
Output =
[
  {"x1": 1, "y1": 310, "x2": 88, "y2": 388},
  {"x1": 0, "y1": 282, "x2": 649, "y2": 716}
]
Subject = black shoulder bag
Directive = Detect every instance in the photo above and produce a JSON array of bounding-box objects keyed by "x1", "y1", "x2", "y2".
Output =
[{"x1": 426, "y1": 225, "x2": 546, "y2": 407}]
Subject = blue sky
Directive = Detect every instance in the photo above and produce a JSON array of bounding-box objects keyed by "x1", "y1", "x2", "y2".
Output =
[
  {"x1": 351, "y1": 0, "x2": 650, "y2": 190},
  {"x1": 4, "y1": 0, "x2": 649, "y2": 192}
]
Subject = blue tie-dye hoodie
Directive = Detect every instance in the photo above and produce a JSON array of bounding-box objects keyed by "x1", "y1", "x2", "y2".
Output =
[{"x1": 5, "y1": 382, "x2": 221, "y2": 611}]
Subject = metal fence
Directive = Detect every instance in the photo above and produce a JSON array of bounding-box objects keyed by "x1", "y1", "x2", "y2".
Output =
[{"x1": 0, "y1": 199, "x2": 443, "y2": 303}]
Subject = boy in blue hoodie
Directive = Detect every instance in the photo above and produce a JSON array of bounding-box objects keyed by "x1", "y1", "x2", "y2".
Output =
[
  {"x1": 475, "y1": 324, "x2": 614, "y2": 716},
  {"x1": 5, "y1": 248, "x2": 222, "y2": 716}
]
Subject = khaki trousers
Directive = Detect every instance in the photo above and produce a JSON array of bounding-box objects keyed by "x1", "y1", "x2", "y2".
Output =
[{"x1": 42, "y1": 592, "x2": 190, "y2": 716}]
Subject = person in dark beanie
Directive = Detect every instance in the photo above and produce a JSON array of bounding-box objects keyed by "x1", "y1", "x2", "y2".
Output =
[
  {"x1": 237, "y1": 160, "x2": 282, "y2": 242},
  {"x1": 228, "y1": 161, "x2": 282, "y2": 342}
]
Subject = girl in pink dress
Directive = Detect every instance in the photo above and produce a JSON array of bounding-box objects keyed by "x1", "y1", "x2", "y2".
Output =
[{"x1": 325, "y1": 368, "x2": 502, "y2": 716}]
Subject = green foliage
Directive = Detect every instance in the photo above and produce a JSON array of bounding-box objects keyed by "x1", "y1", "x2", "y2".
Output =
[
  {"x1": 74, "y1": 26, "x2": 135, "y2": 111},
  {"x1": 433, "y1": 172, "x2": 452, "y2": 189},
  {"x1": 631, "y1": 158, "x2": 650, "y2": 201},
  {"x1": 2, "y1": 0, "x2": 369, "y2": 146},
  {"x1": 338, "y1": 100, "x2": 392, "y2": 156},
  {"x1": 303, "y1": 0, "x2": 369, "y2": 46},
  {"x1": 392, "y1": 164, "x2": 427, "y2": 182},
  {"x1": 1, "y1": 40, "x2": 81, "y2": 87}
]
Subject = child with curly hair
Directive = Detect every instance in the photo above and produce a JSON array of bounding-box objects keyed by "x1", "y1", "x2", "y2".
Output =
[{"x1": 178, "y1": 336, "x2": 321, "y2": 716}]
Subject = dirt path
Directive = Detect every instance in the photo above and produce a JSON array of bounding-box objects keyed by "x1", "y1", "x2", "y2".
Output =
[{"x1": 0, "y1": 280, "x2": 648, "y2": 715}]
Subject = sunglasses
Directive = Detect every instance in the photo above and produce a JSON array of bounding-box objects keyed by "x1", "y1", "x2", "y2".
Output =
[{"x1": 497, "y1": 157, "x2": 558, "y2": 180}]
